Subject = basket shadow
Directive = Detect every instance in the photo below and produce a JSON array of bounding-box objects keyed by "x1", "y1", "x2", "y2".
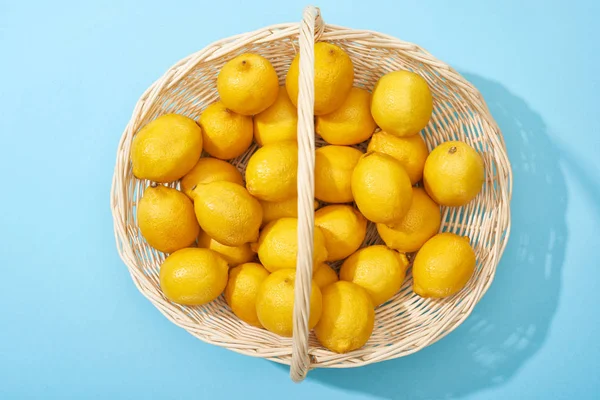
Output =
[{"x1": 286, "y1": 73, "x2": 568, "y2": 399}]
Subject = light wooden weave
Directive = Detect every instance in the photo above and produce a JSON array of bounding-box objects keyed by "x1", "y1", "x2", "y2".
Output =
[{"x1": 111, "y1": 5, "x2": 512, "y2": 382}]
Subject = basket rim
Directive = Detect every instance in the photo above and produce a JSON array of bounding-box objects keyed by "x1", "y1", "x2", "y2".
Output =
[{"x1": 110, "y1": 16, "x2": 513, "y2": 372}]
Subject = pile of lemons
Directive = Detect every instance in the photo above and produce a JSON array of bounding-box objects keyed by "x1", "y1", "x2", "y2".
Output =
[{"x1": 131, "y1": 42, "x2": 484, "y2": 354}]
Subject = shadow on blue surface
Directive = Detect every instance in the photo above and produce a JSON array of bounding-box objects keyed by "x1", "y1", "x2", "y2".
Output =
[{"x1": 279, "y1": 74, "x2": 569, "y2": 399}]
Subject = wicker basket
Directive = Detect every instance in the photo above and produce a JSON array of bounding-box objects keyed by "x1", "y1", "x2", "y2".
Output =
[{"x1": 111, "y1": 6, "x2": 512, "y2": 382}]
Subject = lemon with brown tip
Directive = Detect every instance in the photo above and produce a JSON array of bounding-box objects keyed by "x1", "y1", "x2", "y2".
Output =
[
  {"x1": 217, "y1": 53, "x2": 279, "y2": 115},
  {"x1": 197, "y1": 230, "x2": 255, "y2": 266},
  {"x1": 423, "y1": 141, "x2": 485, "y2": 207},
  {"x1": 137, "y1": 185, "x2": 199, "y2": 253},
  {"x1": 254, "y1": 86, "x2": 298, "y2": 146},
  {"x1": 198, "y1": 101, "x2": 253, "y2": 160},
  {"x1": 180, "y1": 158, "x2": 243, "y2": 198},
  {"x1": 340, "y1": 245, "x2": 409, "y2": 306},
  {"x1": 245, "y1": 141, "x2": 298, "y2": 202},
  {"x1": 315, "y1": 205, "x2": 367, "y2": 262},
  {"x1": 131, "y1": 114, "x2": 202, "y2": 183},
  {"x1": 255, "y1": 269, "x2": 322, "y2": 337},
  {"x1": 377, "y1": 188, "x2": 441, "y2": 253},
  {"x1": 371, "y1": 70, "x2": 433, "y2": 137},
  {"x1": 367, "y1": 131, "x2": 429, "y2": 185},
  {"x1": 192, "y1": 181, "x2": 262, "y2": 247},
  {"x1": 351, "y1": 152, "x2": 413, "y2": 224},
  {"x1": 412, "y1": 233, "x2": 476, "y2": 298},
  {"x1": 286, "y1": 42, "x2": 354, "y2": 115},
  {"x1": 316, "y1": 87, "x2": 376, "y2": 145},
  {"x1": 225, "y1": 263, "x2": 270, "y2": 327},
  {"x1": 160, "y1": 248, "x2": 228, "y2": 306},
  {"x1": 315, "y1": 145, "x2": 363, "y2": 203},
  {"x1": 314, "y1": 281, "x2": 374, "y2": 353},
  {"x1": 253, "y1": 217, "x2": 328, "y2": 273}
]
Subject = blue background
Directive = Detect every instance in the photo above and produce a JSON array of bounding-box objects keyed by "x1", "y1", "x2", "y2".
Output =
[{"x1": 1, "y1": 0, "x2": 599, "y2": 399}]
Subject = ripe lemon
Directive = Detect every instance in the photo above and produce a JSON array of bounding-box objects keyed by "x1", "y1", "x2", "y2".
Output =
[
  {"x1": 371, "y1": 70, "x2": 433, "y2": 137},
  {"x1": 315, "y1": 205, "x2": 367, "y2": 262},
  {"x1": 137, "y1": 185, "x2": 199, "y2": 253},
  {"x1": 314, "y1": 281, "x2": 374, "y2": 353},
  {"x1": 423, "y1": 141, "x2": 485, "y2": 207},
  {"x1": 159, "y1": 248, "x2": 228, "y2": 306},
  {"x1": 197, "y1": 230, "x2": 255, "y2": 266},
  {"x1": 315, "y1": 145, "x2": 363, "y2": 203},
  {"x1": 286, "y1": 42, "x2": 354, "y2": 115},
  {"x1": 313, "y1": 263, "x2": 338, "y2": 289},
  {"x1": 260, "y1": 196, "x2": 319, "y2": 227},
  {"x1": 245, "y1": 141, "x2": 297, "y2": 202},
  {"x1": 225, "y1": 263, "x2": 270, "y2": 327},
  {"x1": 315, "y1": 87, "x2": 376, "y2": 145},
  {"x1": 217, "y1": 53, "x2": 279, "y2": 115},
  {"x1": 377, "y1": 188, "x2": 441, "y2": 253},
  {"x1": 180, "y1": 157, "x2": 243, "y2": 198},
  {"x1": 339, "y1": 245, "x2": 409, "y2": 306},
  {"x1": 351, "y1": 152, "x2": 413, "y2": 224},
  {"x1": 198, "y1": 101, "x2": 253, "y2": 160},
  {"x1": 131, "y1": 114, "x2": 202, "y2": 183},
  {"x1": 192, "y1": 181, "x2": 262, "y2": 247},
  {"x1": 253, "y1": 217, "x2": 328, "y2": 273},
  {"x1": 254, "y1": 86, "x2": 298, "y2": 146},
  {"x1": 367, "y1": 131, "x2": 429, "y2": 185},
  {"x1": 412, "y1": 233, "x2": 476, "y2": 298},
  {"x1": 255, "y1": 269, "x2": 322, "y2": 337}
]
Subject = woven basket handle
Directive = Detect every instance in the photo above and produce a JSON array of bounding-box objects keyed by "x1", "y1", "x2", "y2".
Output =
[{"x1": 290, "y1": 5, "x2": 323, "y2": 383}]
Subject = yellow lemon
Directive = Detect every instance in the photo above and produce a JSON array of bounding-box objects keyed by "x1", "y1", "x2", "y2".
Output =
[
  {"x1": 377, "y1": 188, "x2": 441, "y2": 253},
  {"x1": 197, "y1": 230, "x2": 255, "y2": 266},
  {"x1": 198, "y1": 101, "x2": 253, "y2": 160},
  {"x1": 245, "y1": 141, "x2": 297, "y2": 202},
  {"x1": 412, "y1": 233, "x2": 476, "y2": 298},
  {"x1": 254, "y1": 217, "x2": 328, "y2": 273},
  {"x1": 315, "y1": 145, "x2": 363, "y2": 203},
  {"x1": 371, "y1": 70, "x2": 433, "y2": 137},
  {"x1": 137, "y1": 185, "x2": 199, "y2": 253},
  {"x1": 192, "y1": 181, "x2": 262, "y2": 247},
  {"x1": 314, "y1": 281, "x2": 374, "y2": 353},
  {"x1": 339, "y1": 245, "x2": 408, "y2": 306},
  {"x1": 351, "y1": 152, "x2": 413, "y2": 224},
  {"x1": 255, "y1": 269, "x2": 322, "y2": 337},
  {"x1": 225, "y1": 263, "x2": 270, "y2": 327},
  {"x1": 254, "y1": 86, "x2": 298, "y2": 146},
  {"x1": 159, "y1": 248, "x2": 228, "y2": 306},
  {"x1": 217, "y1": 53, "x2": 279, "y2": 115},
  {"x1": 423, "y1": 141, "x2": 485, "y2": 207},
  {"x1": 315, "y1": 87, "x2": 376, "y2": 145},
  {"x1": 367, "y1": 131, "x2": 429, "y2": 185},
  {"x1": 260, "y1": 196, "x2": 320, "y2": 227},
  {"x1": 315, "y1": 205, "x2": 367, "y2": 262},
  {"x1": 286, "y1": 42, "x2": 354, "y2": 115},
  {"x1": 313, "y1": 263, "x2": 339, "y2": 289},
  {"x1": 131, "y1": 114, "x2": 202, "y2": 183},
  {"x1": 180, "y1": 157, "x2": 243, "y2": 198}
]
